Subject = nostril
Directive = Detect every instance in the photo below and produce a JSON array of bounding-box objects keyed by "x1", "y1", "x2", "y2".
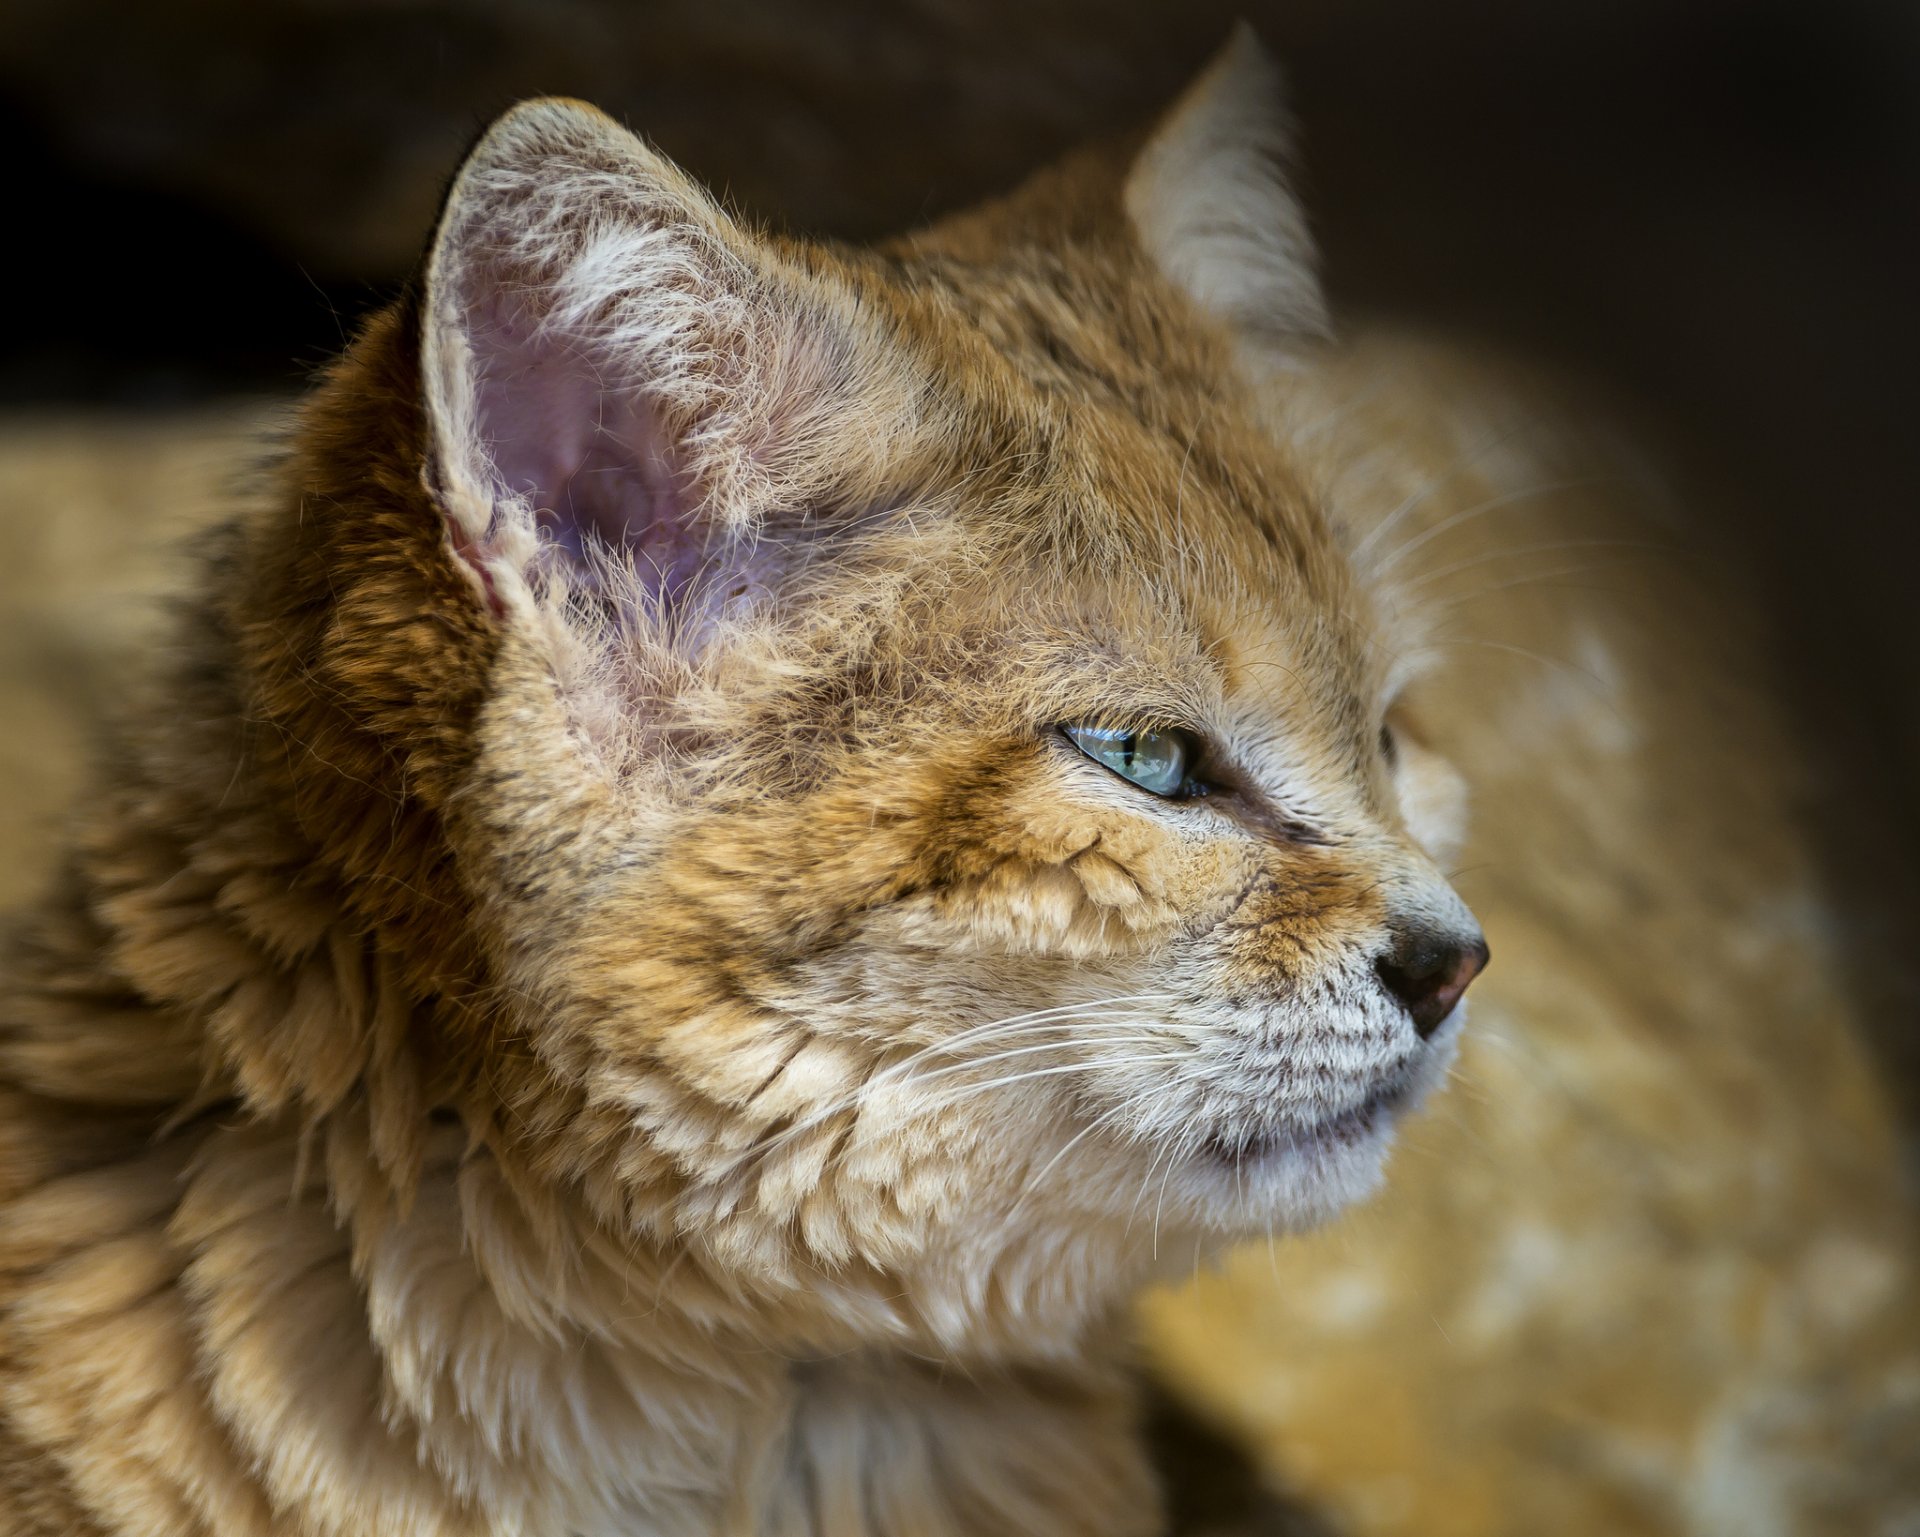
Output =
[{"x1": 1376, "y1": 933, "x2": 1490, "y2": 1040}]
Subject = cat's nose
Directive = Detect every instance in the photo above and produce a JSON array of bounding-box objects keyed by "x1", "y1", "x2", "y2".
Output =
[{"x1": 1375, "y1": 926, "x2": 1489, "y2": 1039}]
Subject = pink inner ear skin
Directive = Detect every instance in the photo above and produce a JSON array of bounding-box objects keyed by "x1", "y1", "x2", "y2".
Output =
[{"x1": 467, "y1": 287, "x2": 722, "y2": 611}]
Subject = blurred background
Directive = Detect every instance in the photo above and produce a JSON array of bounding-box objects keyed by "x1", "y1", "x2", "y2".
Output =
[{"x1": 1, "y1": 1, "x2": 1916, "y2": 1529}]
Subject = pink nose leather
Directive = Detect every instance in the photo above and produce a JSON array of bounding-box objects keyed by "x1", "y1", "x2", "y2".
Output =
[{"x1": 1376, "y1": 933, "x2": 1489, "y2": 1038}]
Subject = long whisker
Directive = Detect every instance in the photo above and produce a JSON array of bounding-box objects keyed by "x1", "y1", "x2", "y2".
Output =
[
  {"x1": 816, "y1": 999, "x2": 1183, "y2": 1100},
  {"x1": 773, "y1": 995, "x2": 1182, "y2": 1126},
  {"x1": 914, "y1": 1053, "x2": 1194, "y2": 1113},
  {"x1": 1013, "y1": 1058, "x2": 1218, "y2": 1232},
  {"x1": 728, "y1": 1026, "x2": 1161, "y2": 1170},
  {"x1": 887, "y1": 994, "x2": 1180, "y2": 1065},
  {"x1": 1348, "y1": 421, "x2": 1535, "y2": 565},
  {"x1": 1127, "y1": 1133, "x2": 1181, "y2": 1242},
  {"x1": 935, "y1": 999, "x2": 1177, "y2": 1048},
  {"x1": 1123, "y1": 1064, "x2": 1218, "y2": 1239},
  {"x1": 1150, "y1": 1128, "x2": 1191, "y2": 1262},
  {"x1": 1002, "y1": 1094, "x2": 1147, "y2": 1229},
  {"x1": 893, "y1": 1033, "x2": 1176, "y2": 1090},
  {"x1": 1370, "y1": 474, "x2": 1612, "y2": 575},
  {"x1": 751, "y1": 1041, "x2": 1194, "y2": 1206},
  {"x1": 1393, "y1": 536, "x2": 1671, "y2": 593},
  {"x1": 1424, "y1": 565, "x2": 1636, "y2": 615},
  {"x1": 720, "y1": 1002, "x2": 1183, "y2": 1171},
  {"x1": 1418, "y1": 637, "x2": 1639, "y2": 734}
]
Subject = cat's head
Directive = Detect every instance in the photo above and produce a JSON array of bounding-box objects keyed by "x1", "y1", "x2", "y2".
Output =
[{"x1": 290, "y1": 30, "x2": 1484, "y2": 1347}]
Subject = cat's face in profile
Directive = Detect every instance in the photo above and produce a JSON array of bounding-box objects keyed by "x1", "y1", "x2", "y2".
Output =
[{"x1": 400, "y1": 34, "x2": 1483, "y2": 1342}]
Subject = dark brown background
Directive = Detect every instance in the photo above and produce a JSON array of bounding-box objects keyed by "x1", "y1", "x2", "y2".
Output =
[{"x1": 3, "y1": 0, "x2": 1916, "y2": 1064}]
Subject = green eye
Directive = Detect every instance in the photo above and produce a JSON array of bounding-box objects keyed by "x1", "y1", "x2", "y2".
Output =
[{"x1": 1061, "y1": 723, "x2": 1201, "y2": 798}]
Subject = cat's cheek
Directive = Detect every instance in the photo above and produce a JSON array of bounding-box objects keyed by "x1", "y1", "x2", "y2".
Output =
[
  {"x1": 895, "y1": 855, "x2": 1158, "y2": 959},
  {"x1": 953, "y1": 839, "x2": 1257, "y2": 958},
  {"x1": 951, "y1": 858, "x2": 1119, "y2": 954}
]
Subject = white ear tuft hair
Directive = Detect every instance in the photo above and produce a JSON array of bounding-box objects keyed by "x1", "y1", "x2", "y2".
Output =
[{"x1": 1124, "y1": 25, "x2": 1329, "y2": 351}]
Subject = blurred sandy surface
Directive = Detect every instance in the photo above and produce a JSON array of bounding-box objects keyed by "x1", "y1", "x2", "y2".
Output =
[{"x1": 0, "y1": 405, "x2": 278, "y2": 908}]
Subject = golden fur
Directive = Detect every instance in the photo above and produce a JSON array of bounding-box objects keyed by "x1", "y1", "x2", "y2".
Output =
[{"x1": 3, "y1": 27, "x2": 1913, "y2": 1537}]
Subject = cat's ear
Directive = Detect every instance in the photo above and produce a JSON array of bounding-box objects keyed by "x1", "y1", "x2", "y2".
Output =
[
  {"x1": 1124, "y1": 26, "x2": 1329, "y2": 351},
  {"x1": 420, "y1": 98, "x2": 916, "y2": 618}
]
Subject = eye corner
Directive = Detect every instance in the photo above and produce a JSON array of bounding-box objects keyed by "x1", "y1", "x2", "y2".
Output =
[{"x1": 1378, "y1": 721, "x2": 1399, "y2": 767}]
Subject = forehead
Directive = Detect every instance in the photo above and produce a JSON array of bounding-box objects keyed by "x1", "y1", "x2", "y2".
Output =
[{"x1": 853, "y1": 244, "x2": 1384, "y2": 727}]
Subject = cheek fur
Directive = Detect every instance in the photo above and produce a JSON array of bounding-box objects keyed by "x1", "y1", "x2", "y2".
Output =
[{"x1": 902, "y1": 774, "x2": 1260, "y2": 960}]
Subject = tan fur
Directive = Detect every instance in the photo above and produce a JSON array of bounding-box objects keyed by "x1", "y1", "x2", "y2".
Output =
[{"x1": 2, "y1": 30, "x2": 1912, "y2": 1537}]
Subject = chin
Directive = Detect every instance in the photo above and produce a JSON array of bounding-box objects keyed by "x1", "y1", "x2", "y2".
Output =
[
  {"x1": 1190, "y1": 1100, "x2": 1402, "y2": 1234},
  {"x1": 1160, "y1": 1005, "x2": 1466, "y2": 1238}
]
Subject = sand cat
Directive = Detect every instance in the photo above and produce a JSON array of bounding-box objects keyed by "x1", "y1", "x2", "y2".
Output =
[{"x1": 2, "y1": 26, "x2": 1913, "y2": 1537}]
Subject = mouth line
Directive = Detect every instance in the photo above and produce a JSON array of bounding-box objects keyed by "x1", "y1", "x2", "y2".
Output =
[{"x1": 1199, "y1": 1075, "x2": 1416, "y2": 1169}]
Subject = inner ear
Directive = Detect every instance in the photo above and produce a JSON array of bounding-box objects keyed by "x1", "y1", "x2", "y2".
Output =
[
  {"x1": 468, "y1": 284, "x2": 710, "y2": 606},
  {"x1": 420, "y1": 98, "x2": 919, "y2": 642}
]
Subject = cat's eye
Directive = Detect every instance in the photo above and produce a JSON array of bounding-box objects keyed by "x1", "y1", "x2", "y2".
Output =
[{"x1": 1060, "y1": 723, "x2": 1204, "y2": 799}]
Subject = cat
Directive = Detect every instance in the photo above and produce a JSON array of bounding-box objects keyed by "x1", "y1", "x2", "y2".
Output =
[{"x1": 2, "y1": 21, "x2": 1912, "y2": 1537}]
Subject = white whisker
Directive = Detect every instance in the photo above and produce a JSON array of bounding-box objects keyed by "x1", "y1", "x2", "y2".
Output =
[
  {"x1": 917, "y1": 1053, "x2": 1193, "y2": 1113},
  {"x1": 1348, "y1": 420, "x2": 1540, "y2": 565},
  {"x1": 1425, "y1": 564, "x2": 1635, "y2": 615},
  {"x1": 1371, "y1": 474, "x2": 1610, "y2": 575},
  {"x1": 1394, "y1": 535, "x2": 1670, "y2": 593},
  {"x1": 718, "y1": 997, "x2": 1183, "y2": 1172}
]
